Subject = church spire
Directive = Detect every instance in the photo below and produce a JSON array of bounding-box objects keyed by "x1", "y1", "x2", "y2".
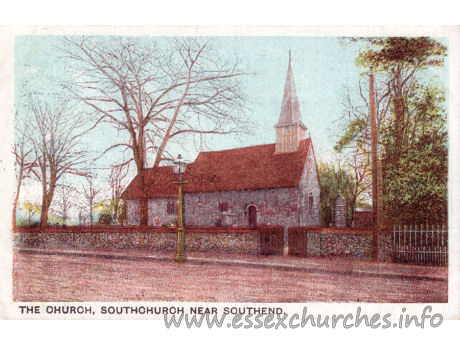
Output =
[{"x1": 274, "y1": 52, "x2": 307, "y2": 154}]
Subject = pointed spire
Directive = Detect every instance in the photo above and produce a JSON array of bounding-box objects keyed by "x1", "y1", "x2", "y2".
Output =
[
  {"x1": 274, "y1": 52, "x2": 308, "y2": 154},
  {"x1": 276, "y1": 51, "x2": 306, "y2": 128}
]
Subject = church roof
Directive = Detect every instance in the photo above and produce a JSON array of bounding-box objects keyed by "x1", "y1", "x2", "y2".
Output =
[
  {"x1": 275, "y1": 52, "x2": 307, "y2": 129},
  {"x1": 122, "y1": 139, "x2": 312, "y2": 199}
]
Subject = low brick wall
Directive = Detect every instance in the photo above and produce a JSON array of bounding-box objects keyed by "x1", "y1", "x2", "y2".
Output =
[
  {"x1": 289, "y1": 227, "x2": 393, "y2": 262},
  {"x1": 13, "y1": 226, "x2": 264, "y2": 255}
]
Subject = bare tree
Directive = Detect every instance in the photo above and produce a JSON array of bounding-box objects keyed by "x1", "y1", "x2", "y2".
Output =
[
  {"x1": 73, "y1": 199, "x2": 89, "y2": 226},
  {"x1": 51, "y1": 183, "x2": 76, "y2": 225},
  {"x1": 109, "y1": 165, "x2": 129, "y2": 224},
  {"x1": 24, "y1": 94, "x2": 90, "y2": 227},
  {"x1": 343, "y1": 147, "x2": 372, "y2": 224},
  {"x1": 334, "y1": 76, "x2": 391, "y2": 218},
  {"x1": 336, "y1": 76, "x2": 391, "y2": 154},
  {"x1": 12, "y1": 118, "x2": 37, "y2": 228},
  {"x1": 62, "y1": 36, "x2": 250, "y2": 225},
  {"x1": 82, "y1": 176, "x2": 100, "y2": 227}
]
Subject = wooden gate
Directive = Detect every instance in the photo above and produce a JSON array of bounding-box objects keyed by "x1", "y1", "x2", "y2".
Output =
[
  {"x1": 259, "y1": 227, "x2": 284, "y2": 255},
  {"x1": 287, "y1": 228, "x2": 308, "y2": 256}
]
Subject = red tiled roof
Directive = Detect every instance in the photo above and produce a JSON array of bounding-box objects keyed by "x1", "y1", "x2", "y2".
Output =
[{"x1": 122, "y1": 139, "x2": 311, "y2": 199}]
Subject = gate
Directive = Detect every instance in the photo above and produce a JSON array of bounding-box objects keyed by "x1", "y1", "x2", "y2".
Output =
[
  {"x1": 287, "y1": 228, "x2": 307, "y2": 256},
  {"x1": 259, "y1": 227, "x2": 284, "y2": 255},
  {"x1": 393, "y1": 224, "x2": 448, "y2": 266}
]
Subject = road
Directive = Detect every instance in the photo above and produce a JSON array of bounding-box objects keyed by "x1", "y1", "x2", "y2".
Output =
[{"x1": 13, "y1": 250, "x2": 447, "y2": 303}]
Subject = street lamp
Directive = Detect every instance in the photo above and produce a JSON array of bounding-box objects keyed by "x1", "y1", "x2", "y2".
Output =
[{"x1": 173, "y1": 154, "x2": 188, "y2": 263}]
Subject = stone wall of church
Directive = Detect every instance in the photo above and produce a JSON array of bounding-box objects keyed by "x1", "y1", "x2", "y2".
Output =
[
  {"x1": 298, "y1": 144, "x2": 321, "y2": 226},
  {"x1": 127, "y1": 186, "x2": 317, "y2": 228},
  {"x1": 145, "y1": 187, "x2": 301, "y2": 228}
]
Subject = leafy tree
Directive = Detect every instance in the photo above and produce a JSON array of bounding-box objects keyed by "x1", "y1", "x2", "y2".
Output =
[
  {"x1": 93, "y1": 200, "x2": 112, "y2": 217},
  {"x1": 47, "y1": 213, "x2": 65, "y2": 226},
  {"x1": 19, "y1": 202, "x2": 41, "y2": 224},
  {"x1": 97, "y1": 214, "x2": 113, "y2": 225},
  {"x1": 357, "y1": 37, "x2": 446, "y2": 158},
  {"x1": 318, "y1": 162, "x2": 369, "y2": 227},
  {"x1": 380, "y1": 84, "x2": 447, "y2": 225},
  {"x1": 337, "y1": 37, "x2": 448, "y2": 226},
  {"x1": 93, "y1": 199, "x2": 127, "y2": 225},
  {"x1": 118, "y1": 201, "x2": 127, "y2": 225}
]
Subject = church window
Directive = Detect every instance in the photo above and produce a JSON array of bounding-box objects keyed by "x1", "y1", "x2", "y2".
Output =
[
  {"x1": 167, "y1": 201, "x2": 176, "y2": 215},
  {"x1": 248, "y1": 205, "x2": 257, "y2": 228},
  {"x1": 308, "y1": 196, "x2": 314, "y2": 214},
  {"x1": 218, "y1": 202, "x2": 229, "y2": 212}
]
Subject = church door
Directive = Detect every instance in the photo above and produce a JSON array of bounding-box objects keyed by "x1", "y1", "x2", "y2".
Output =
[{"x1": 248, "y1": 205, "x2": 257, "y2": 228}]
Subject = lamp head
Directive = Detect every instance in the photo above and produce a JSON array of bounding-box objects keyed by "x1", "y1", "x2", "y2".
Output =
[{"x1": 173, "y1": 154, "x2": 187, "y2": 176}]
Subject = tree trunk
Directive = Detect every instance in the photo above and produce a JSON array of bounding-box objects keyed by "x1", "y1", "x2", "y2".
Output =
[
  {"x1": 12, "y1": 198, "x2": 18, "y2": 230},
  {"x1": 12, "y1": 171, "x2": 23, "y2": 230},
  {"x1": 63, "y1": 207, "x2": 67, "y2": 226},
  {"x1": 133, "y1": 131, "x2": 148, "y2": 226},
  {"x1": 40, "y1": 201, "x2": 48, "y2": 227},
  {"x1": 89, "y1": 198, "x2": 93, "y2": 227},
  {"x1": 40, "y1": 176, "x2": 48, "y2": 227},
  {"x1": 40, "y1": 177, "x2": 56, "y2": 228},
  {"x1": 377, "y1": 157, "x2": 383, "y2": 227},
  {"x1": 350, "y1": 196, "x2": 357, "y2": 226},
  {"x1": 393, "y1": 70, "x2": 404, "y2": 157}
]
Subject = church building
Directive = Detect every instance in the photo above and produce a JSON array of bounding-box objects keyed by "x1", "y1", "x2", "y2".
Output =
[{"x1": 122, "y1": 55, "x2": 321, "y2": 228}]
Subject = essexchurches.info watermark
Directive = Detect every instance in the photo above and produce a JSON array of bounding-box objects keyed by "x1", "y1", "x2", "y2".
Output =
[{"x1": 163, "y1": 306, "x2": 443, "y2": 329}]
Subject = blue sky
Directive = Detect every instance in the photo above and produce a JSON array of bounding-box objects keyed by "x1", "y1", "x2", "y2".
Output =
[{"x1": 14, "y1": 35, "x2": 449, "y2": 208}]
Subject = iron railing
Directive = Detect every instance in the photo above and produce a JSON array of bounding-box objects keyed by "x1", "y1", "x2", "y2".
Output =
[{"x1": 393, "y1": 224, "x2": 448, "y2": 266}]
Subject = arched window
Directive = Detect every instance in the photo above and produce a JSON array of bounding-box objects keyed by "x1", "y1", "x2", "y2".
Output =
[
  {"x1": 247, "y1": 205, "x2": 257, "y2": 228},
  {"x1": 308, "y1": 195, "x2": 314, "y2": 214}
]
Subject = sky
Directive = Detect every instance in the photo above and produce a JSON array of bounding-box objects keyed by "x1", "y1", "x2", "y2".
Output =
[{"x1": 14, "y1": 35, "x2": 449, "y2": 215}]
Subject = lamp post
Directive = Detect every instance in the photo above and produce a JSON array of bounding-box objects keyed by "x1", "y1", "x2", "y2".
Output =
[{"x1": 173, "y1": 154, "x2": 187, "y2": 263}]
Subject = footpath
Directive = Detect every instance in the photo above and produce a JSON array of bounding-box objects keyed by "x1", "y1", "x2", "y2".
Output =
[{"x1": 14, "y1": 246, "x2": 447, "y2": 282}]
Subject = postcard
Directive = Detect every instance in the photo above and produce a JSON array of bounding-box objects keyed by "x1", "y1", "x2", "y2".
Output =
[{"x1": 0, "y1": 25, "x2": 459, "y2": 323}]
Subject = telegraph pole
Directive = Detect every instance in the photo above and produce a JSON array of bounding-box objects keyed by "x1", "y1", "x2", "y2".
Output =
[{"x1": 369, "y1": 73, "x2": 380, "y2": 261}]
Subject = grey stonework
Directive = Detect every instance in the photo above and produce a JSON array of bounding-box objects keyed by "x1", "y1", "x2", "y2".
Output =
[
  {"x1": 378, "y1": 234, "x2": 393, "y2": 263},
  {"x1": 305, "y1": 233, "x2": 393, "y2": 262},
  {"x1": 13, "y1": 231, "x2": 393, "y2": 261},
  {"x1": 13, "y1": 231, "x2": 260, "y2": 255},
  {"x1": 334, "y1": 193, "x2": 347, "y2": 228},
  {"x1": 126, "y1": 145, "x2": 320, "y2": 228}
]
